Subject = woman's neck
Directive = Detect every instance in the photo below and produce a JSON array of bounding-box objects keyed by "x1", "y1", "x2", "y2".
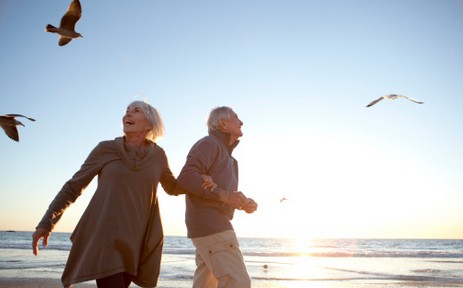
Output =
[{"x1": 124, "y1": 134, "x2": 147, "y2": 147}]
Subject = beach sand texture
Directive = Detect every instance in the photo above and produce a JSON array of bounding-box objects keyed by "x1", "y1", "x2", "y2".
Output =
[{"x1": 1, "y1": 277, "x2": 463, "y2": 288}]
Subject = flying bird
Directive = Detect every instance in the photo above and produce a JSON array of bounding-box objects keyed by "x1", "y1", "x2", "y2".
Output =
[
  {"x1": 0, "y1": 114, "x2": 36, "y2": 142},
  {"x1": 45, "y1": 0, "x2": 83, "y2": 46},
  {"x1": 366, "y1": 94, "x2": 424, "y2": 107},
  {"x1": 280, "y1": 197, "x2": 288, "y2": 203}
]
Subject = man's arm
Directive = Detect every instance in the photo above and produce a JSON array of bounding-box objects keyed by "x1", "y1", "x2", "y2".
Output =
[
  {"x1": 177, "y1": 139, "x2": 228, "y2": 201},
  {"x1": 177, "y1": 139, "x2": 248, "y2": 208}
]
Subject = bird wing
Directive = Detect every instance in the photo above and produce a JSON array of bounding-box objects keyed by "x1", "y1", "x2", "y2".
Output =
[
  {"x1": 59, "y1": 36, "x2": 73, "y2": 46},
  {"x1": 0, "y1": 124, "x2": 19, "y2": 142},
  {"x1": 60, "y1": 0, "x2": 82, "y2": 30},
  {"x1": 397, "y1": 95, "x2": 424, "y2": 104},
  {"x1": 4, "y1": 114, "x2": 36, "y2": 121},
  {"x1": 366, "y1": 96, "x2": 384, "y2": 107}
]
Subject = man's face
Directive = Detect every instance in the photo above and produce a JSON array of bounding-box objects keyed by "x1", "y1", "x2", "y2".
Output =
[{"x1": 222, "y1": 110, "x2": 243, "y2": 139}]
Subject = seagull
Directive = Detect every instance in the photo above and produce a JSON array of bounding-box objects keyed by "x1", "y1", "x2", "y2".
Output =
[
  {"x1": 366, "y1": 94, "x2": 424, "y2": 107},
  {"x1": 45, "y1": 0, "x2": 83, "y2": 46},
  {"x1": 0, "y1": 114, "x2": 36, "y2": 142},
  {"x1": 280, "y1": 197, "x2": 288, "y2": 203}
]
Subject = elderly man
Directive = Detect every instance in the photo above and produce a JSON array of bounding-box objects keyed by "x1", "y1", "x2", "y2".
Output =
[{"x1": 177, "y1": 106, "x2": 258, "y2": 288}]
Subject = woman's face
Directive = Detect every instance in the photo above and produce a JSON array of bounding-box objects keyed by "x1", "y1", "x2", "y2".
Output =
[{"x1": 122, "y1": 105, "x2": 151, "y2": 136}]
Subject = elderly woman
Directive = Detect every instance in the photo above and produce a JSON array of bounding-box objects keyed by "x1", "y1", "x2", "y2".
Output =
[{"x1": 32, "y1": 100, "x2": 214, "y2": 288}]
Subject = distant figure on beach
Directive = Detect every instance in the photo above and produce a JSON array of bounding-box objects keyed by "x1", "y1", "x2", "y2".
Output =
[
  {"x1": 45, "y1": 0, "x2": 83, "y2": 46},
  {"x1": 0, "y1": 114, "x2": 35, "y2": 142},
  {"x1": 177, "y1": 106, "x2": 258, "y2": 288},
  {"x1": 32, "y1": 100, "x2": 215, "y2": 288}
]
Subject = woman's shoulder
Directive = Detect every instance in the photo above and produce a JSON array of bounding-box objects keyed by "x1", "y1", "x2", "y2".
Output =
[
  {"x1": 89, "y1": 138, "x2": 119, "y2": 154},
  {"x1": 151, "y1": 141, "x2": 166, "y2": 155},
  {"x1": 97, "y1": 138, "x2": 118, "y2": 148},
  {"x1": 83, "y1": 138, "x2": 119, "y2": 161}
]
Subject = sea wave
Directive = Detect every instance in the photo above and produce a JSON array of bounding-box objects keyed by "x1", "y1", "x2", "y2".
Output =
[
  {"x1": 240, "y1": 250, "x2": 463, "y2": 258},
  {"x1": 1, "y1": 231, "x2": 462, "y2": 259}
]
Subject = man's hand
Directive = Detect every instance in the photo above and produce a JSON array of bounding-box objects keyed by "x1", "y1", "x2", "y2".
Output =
[
  {"x1": 223, "y1": 192, "x2": 257, "y2": 213},
  {"x1": 223, "y1": 191, "x2": 248, "y2": 209},
  {"x1": 241, "y1": 198, "x2": 258, "y2": 214},
  {"x1": 32, "y1": 228, "x2": 51, "y2": 256}
]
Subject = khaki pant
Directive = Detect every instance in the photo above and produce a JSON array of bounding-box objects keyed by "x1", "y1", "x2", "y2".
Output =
[{"x1": 191, "y1": 230, "x2": 251, "y2": 288}]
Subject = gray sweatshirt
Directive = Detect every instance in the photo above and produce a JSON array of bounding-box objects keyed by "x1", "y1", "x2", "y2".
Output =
[{"x1": 177, "y1": 130, "x2": 240, "y2": 238}]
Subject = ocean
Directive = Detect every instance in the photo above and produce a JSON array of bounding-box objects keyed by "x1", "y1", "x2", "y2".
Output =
[{"x1": 1, "y1": 231, "x2": 463, "y2": 287}]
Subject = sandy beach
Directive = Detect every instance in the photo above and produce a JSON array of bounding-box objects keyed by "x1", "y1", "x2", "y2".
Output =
[{"x1": 1, "y1": 277, "x2": 463, "y2": 288}]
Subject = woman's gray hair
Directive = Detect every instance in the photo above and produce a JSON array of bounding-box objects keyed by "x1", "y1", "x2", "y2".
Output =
[
  {"x1": 207, "y1": 106, "x2": 233, "y2": 133},
  {"x1": 127, "y1": 100, "x2": 164, "y2": 141}
]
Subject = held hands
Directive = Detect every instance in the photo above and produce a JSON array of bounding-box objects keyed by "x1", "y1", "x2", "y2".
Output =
[{"x1": 32, "y1": 227, "x2": 51, "y2": 255}]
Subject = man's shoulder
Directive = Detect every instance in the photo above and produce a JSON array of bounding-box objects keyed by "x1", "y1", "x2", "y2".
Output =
[{"x1": 193, "y1": 134, "x2": 221, "y2": 148}]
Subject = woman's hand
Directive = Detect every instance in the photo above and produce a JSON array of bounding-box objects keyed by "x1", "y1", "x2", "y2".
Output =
[
  {"x1": 201, "y1": 174, "x2": 217, "y2": 191},
  {"x1": 32, "y1": 227, "x2": 51, "y2": 255}
]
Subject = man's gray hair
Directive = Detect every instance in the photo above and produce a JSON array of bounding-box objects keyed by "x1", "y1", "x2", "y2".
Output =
[
  {"x1": 207, "y1": 106, "x2": 233, "y2": 133},
  {"x1": 127, "y1": 100, "x2": 164, "y2": 141}
]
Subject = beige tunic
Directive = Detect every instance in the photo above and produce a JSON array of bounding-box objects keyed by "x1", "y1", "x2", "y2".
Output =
[{"x1": 37, "y1": 137, "x2": 185, "y2": 287}]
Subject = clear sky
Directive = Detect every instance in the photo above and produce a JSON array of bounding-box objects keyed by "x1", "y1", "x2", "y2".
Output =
[{"x1": 1, "y1": 0, "x2": 462, "y2": 239}]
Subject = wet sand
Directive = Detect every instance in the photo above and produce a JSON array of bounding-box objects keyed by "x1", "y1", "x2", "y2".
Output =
[{"x1": 1, "y1": 277, "x2": 462, "y2": 288}]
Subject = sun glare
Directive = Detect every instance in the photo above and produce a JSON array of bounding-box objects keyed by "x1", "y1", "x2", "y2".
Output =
[{"x1": 236, "y1": 128, "x2": 446, "y2": 239}]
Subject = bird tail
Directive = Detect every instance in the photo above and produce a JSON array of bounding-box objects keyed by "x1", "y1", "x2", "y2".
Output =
[{"x1": 45, "y1": 24, "x2": 58, "y2": 32}]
